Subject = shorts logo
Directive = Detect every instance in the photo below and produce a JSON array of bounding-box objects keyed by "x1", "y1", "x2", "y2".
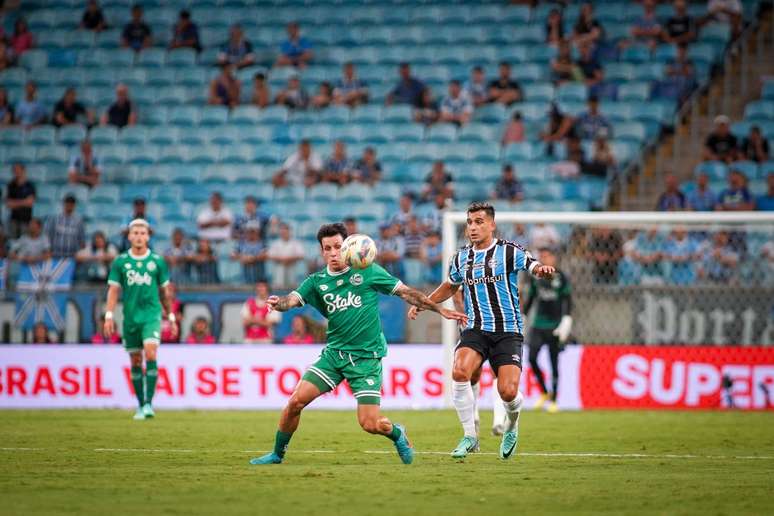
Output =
[
  {"x1": 147, "y1": 261, "x2": 157, "y2": 272},
  {"x1": 319, "y1": 284, "x2": 329, "y2": 291},
  {"x1": 350, "y1": 274, "x2": 363, "y2": 286},
  {"x1": 336, "y1": 279, "x2": 344, "y2": 286},
  {"x1": 366, "y1": 378, "x2": 375, "y2": 386}
]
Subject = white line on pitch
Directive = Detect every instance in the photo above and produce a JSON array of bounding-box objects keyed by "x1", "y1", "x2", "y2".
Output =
[
  {"x1": 0, "y1": 447, "x2": 45, "y2": 451},
  {"x1": 94, "y1": 448, "x2": 195, "y2": 453},
  {"x1": 363, "y1": 450, "x2": 774, "y2": 460},
  {"x1": 241, "y1": 450, "x2": 335, "y2": 454}
]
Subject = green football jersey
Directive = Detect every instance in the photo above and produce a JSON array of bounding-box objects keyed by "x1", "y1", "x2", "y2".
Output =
[
  {"x1": 291, "y1": 263, "x2": 402, "y2": 358},
  {"x1": 107, "y1": 250, "x2": 169, "y2": 327},
  {"x1": 527, "y1": 269, "x2": 572, "y2": 330}
]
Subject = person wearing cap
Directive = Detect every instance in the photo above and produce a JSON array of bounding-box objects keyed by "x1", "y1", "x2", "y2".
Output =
[
  {"x1": 44, "y1": 194, "x2": 86, "y2": 258},
  {"x1": 231, "y1": 219, "x2": 267, "y2": 284},
  {"x1": 104, "y1": 217, "x2": 176, "y2": 420},
  {"x1": 703, "y1": 115, "x2": 739, "y2": 163}
]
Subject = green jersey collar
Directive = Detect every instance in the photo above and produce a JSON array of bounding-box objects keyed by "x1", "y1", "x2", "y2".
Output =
[{"x1": 326, "y1": 265, "x2": 351, "y2": 276}]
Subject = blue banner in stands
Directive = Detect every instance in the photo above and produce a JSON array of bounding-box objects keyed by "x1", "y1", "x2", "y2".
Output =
[{"x1": 14, "y1": 258, "x2": 75, "y2": 332}]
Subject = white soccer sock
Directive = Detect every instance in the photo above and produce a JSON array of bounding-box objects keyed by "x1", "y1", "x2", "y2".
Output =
[
  {"x1": 471, "y1": 381, "x2": 481, "y2": 430},
  {"x1": 492, "y1": 388, "x2": 507, "y2": 429},
  {"x1": 503, "y1": 391, "x2": 524, "y2": 432},
  {"x1": 452, "y1": 381, "x2": 477, "y2": 438}
]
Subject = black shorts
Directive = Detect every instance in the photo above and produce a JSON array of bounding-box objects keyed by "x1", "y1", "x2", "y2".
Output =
[{"x1": 456, "y1": 329, "x2": 523, "y2": 375}]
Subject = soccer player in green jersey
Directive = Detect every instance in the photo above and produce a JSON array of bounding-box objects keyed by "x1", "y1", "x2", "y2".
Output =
[
  {"x1": 104, "y1": 219, "x2": 176, "y2": 420},
  {"x1": 250, "y1": 223, "x2": 467, "y2": 465}
]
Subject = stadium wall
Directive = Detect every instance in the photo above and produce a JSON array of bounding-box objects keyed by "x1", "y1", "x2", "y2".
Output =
[{"x1": 1, "y1": 345, "x2": 771, "y2": 411}]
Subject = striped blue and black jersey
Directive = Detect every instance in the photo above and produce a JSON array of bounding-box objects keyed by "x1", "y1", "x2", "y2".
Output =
[{"x1": 448, "y1": 239, "x2": 538, "y2": 334}]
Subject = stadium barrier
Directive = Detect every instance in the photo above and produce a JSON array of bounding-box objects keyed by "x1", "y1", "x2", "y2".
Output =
[{"x1": 1, "y1": 345, "x2": 771, "y2": 411}]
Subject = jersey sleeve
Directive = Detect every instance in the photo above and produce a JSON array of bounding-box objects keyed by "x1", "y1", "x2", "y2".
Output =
[
  {"x1": 512, "y1": 245, "x2": 539, "y2": 273},
  {"x1": 369, "y1": 263, "x2": 403, "y2": 295},
  {"x1": 107, "y1": 257, "x2": 122, "y2": 287},
  {"x1": 156, "y1": 255, "x2": 170, "y2": 286},
  {"x1": 290, "y1": 274, "x2": 317, "y2": 306},
  {"x1": 448, "y1": 253, "x2": 463, "y2": 285}
]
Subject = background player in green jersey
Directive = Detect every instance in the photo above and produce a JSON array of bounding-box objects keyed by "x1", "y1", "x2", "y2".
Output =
[
  {"x1": 104, "y1": 219, "x2": 176, "y2": 420},
  {"x1": 523, "y1": 247, "x2": 572, "y2": 413},
  {"x1": 250, "y1": 223, "x2": 467, "y2": 465}
]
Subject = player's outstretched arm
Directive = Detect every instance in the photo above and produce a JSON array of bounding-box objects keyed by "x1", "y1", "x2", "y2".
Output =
[
  {"x1": 406, "y1": 281, "x2": 460, "y2": 320},
  {"x1": 266, "y1": 294, "x2": 303, "y2": 312},
  {"x1": 396, "y1": 284, "x2": 467, "y2": 325}
]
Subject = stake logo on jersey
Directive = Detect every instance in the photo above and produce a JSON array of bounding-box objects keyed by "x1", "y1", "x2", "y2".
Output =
[
  {"x1": 448, "y1": 239, "x2": 537, "y2": 334},
  {"x1": 323, "y1": 291, "x2": 363, "y2": 313}
]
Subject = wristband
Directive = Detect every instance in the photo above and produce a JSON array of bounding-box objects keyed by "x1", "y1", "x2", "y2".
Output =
[
  {"x1": 105, "y1": 311, "x2": 114, "y2": 320},
  {"x1": 168, "y1": 313, "x2": 176, "y2": 323}
]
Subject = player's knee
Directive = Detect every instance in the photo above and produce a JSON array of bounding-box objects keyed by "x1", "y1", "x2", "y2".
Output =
[
  {"x1": 452, "y1": 364, "x2": 472, "y2": 383},
  {"x1": 358, "y1": 417, "x2": 380, "y2": 434},
  {"x1": 499, "y1": 385, "x2": 518, "y2": 402},
  {"x1": 287, "y1": 395, "x2": 308, "y2": 416},
  {"x1": 130, "y1": 353, "x2": 142, "y2": 367}
]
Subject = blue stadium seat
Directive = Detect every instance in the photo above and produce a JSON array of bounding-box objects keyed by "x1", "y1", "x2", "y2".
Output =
[
  {"x1": 372, "y1": 183, "x2": 401, "y2": 203},
  {"x1": 382, "y1": 105, "x2": 412, "y2": 123},
  {"x1": 503, "y1": 142, "x2": 535, "y2": 161},
  {"x1": 474, "y1": 103, "x2": 507, "y2": 124},
  {"x1": 729, "y1": 161, "x2": 759, "y2": 180},
  {"x1": 318, "y1": 106, "x2": 350, "y2": 125},
  {"x1": 178, "y1": 127, "x2": 208, "y2": 146},
  {"x1": 118, "y1": 126, "x2": 148, "y2": 146},
  {"x1": 308, "y1": 183, "x2": 338, "y2": 202},
  {"x1": 361, "y1": 125, "x2": 391, "y2": 143},
  {"x1": 259, "y1": 106, "x2": 289, "y2": 124},
  {"x1": 621, "y1": 44, "x2": 652, "y2": 64},
  {"x1": 27, "y1": 126, "x2": 57, "y2": 146},
  {"x1": 618, "y1": 82, "x2": 651, "y2": 102},
  {"x1": 169, "y1": 106, "x2": 201, "y2": 126},
  {"x1": 36, "y1": 144, "x2": 69, "y2": 165},
  {"x1": 137, "y1": 166, "x2": 168, "y2": 184},
  {"x1": 230, "y1": 106, "x2": 260, "y2": 125},
  {"x1": 209, "y1": 126, "x2": 240, "y2": 145},
  {"x1": 556, "y1": 83, "x2": 588, "y2": 103},
  {"x1": 694, "y1": 161, "x2": 728, "y2": 180},
  {"x1": 614, "y1": 122, "x2": 647, "y2": 144},
  {"x1": 386, "y1": 124, "x2": 422, "y2": 143},
  {"x1": 330, "y1": 125, "x2": 363, "y2": 144},
  {"x1": 200, "y1": 106, "x2": 229, "y2": 126},
  {"x1": 0, "y1": 127, "x2": 25, "y2": 145},
  {"x1": 337, "y1": 183, "x2": 372, "y2": 203},
  {"x1": 186, "y1": 144, "x2": 220, "y2": 164},
  {"x1": 524, "y1": 82, "x2": 555, "y2": 103},
  {"x1": 274, "y1": 186, "x2": 306, "y2": 204},
  {"x1": 744, "y1": 101, "x2": 774, "y2": 121},
  {"x1": 167, "y1": 48, "x2": 198, "y2": 67},
  {"x1": 351, "y1": 105, "x2": 382, "y2": 124},
  {"x1": 426, "y1": 123, "x2": 458, "y2": 143},
  {"x1": 126, "y1": 144, "x2": 159, "y2": 165},
  {"x1": 137, "y1": 49, "x2": 166, "y2": 67},
  {"x1": 458, "y1": 123, "x2": 497, "y2": 143},
  {"x1": 58, "y1": 125, "x2": 87, "y2": 146},
  {"x1": 220, "y1": 144, "x2": 254, "y2": 164}
]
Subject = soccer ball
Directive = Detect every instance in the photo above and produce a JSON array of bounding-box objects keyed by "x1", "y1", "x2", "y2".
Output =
[{"x1": 342, "y1": 234, "x2": 377, "y2": 269}]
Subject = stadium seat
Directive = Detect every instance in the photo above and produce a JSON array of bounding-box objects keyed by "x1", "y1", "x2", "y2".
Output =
[
  {"x1": 27, "y1": 126, "x2": 57, "y2": 146},
  {"x1": 89, "y1": 184, "x2": 120, "y2": 204},
  {"x1": 219, "y1": 144, "x2": 254, "y2": 164},
  {"x1": 337, "y1": 183, "x2": 372, "y2": 203},
  {"x1": 36, "y1": 144, "x2": 69, "y2": 165},
  {"x1": 308, "y1": 183, "x2": 338, "y2": 202},
  {"x1": 200, "y1": 106, "x2": 229, "y2": 126},
  {"x1": 169, "y1": 106, "x2": 202, "y2": 126},
  {"x1": 382, "y1": 105, "x2": 412, "y2": 123},
  {"x1": 426, "y1": 124, "x2": 458, "y2": 143},
  {"x1": 58, "y1": 125, "x2": 88, "y2": 146},
  {"x1": 167, "y1": 48, "x2": 198, "y2": 67}
]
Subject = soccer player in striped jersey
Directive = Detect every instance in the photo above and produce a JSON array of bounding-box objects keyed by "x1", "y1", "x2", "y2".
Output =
[{"x1": 409, "y1": 202, "x2": 554, "y2": 459}]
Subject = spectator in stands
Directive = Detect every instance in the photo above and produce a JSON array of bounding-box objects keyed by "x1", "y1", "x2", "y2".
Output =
[
  {"x1": 575, "y1": 95, "x2": 611, "y2": 140},
  {"x1": 488, "y1": 62, "x2": 522, "y2": 105},
  {"x1": 703, "y1": 0, "x2": 742, "y2": 38},
  {"x1": 80, "y1": 0, "x2": 107, "y2": 32},
  {"x1": 587, "y1": 227, "x2": 623, "y2": 284},
  {"x1": 343, "y1": 217, "x2": 358, "y2": 237},
  {"x1": 662, "y1": 0, "x2": 697, "y2": 45},
  {"x1": 550, "y1": 134, "x2": 584, "y2": 178},
  {"x1": 233, "y1": 195, "x2": 271, "y2": 243},
  {"x1": 322, "y1": 141, "x2": 354, "y2": 185},
  {"x1": 311, "y1": 81, "x2": 333, "y2": 109},
  {"x1": 586, "y1": 135, "x2": 616, "y2": 177},
  {"x1": 100, "y1": 83, "x2": 137, "y2": 128},
  {"x1": 757, "y1": 174, "x2": 774, "y2": 211},
  {"x1": 545, "y1": 8, "x2": 565, "y2": 47},
  {"x1": 664, "y1": 43, "x2": 696, "y2": 101},
  {"x1": 32, "y1": 322, "x2": 52, "y2": 344},
  {"x1": 508, "y1": 223, "x2": 530, "y2": 249},
  {"x1": 53, "y1": 87, "x2": 94, "y2": 128},
  {"x1": 413, "y1": 88, "x2": 439, "y2": 126},
  {"x1": 333, "y1": 62, "x2": 368, "y2": 107},
  {"x1": 703, "y1": 115, "x2": 738, "y2": 162},
  {"x1": 571, "y1": 3, "x2": 604, "y2": 48},
  {"x1": 501, "y1": 111, "x2": 525, "y2": 146},
  {"x1": 273, "y1": 140, "x2": 322, "y2": 188},
  {"x1": 423, "y1": 193, "x2": 450, "y2": 233},
  {"x1": 242, "y1": 281, "x2": 280, "y2": 344},
  {"x1": 0, "y1": 88, "x2": 14, "y2": 125},
  {"x1": 9, "y1": 218, "x2": 50, "y2": 264},
  {"x1": 386, "y1": 63, "x2": 425, "y2": 107},
  {"x1": 160, "y1": 283, "x2": 182, "y2": 343},
  {"x1": 169, "y1": 9, "x2": 200, "y2": 52},
  {"x1": 92, "y1": 314, "x2": 121, "y2": 344},
  {"x1": 716, "y1": 169, "x2": 754, "y2": 211},
  {"x1": 421, "y1": 161, "x2": 454, "y2": 203},
  {"x1": 75, "y1": 230, "x2": 116, "y2": 283},
  {"x1": 267, "y1": 223, "x2": 304, "y2": 289},
  {"x1": 542, "y1": 102, "x2": 576, "y2": 149},
  {"x1": 275, "y1": 73, "x2": 309, "y2": 110},
  {"x1": 491, "y1": 164, "x2": 524, "y2": 202},
  {"x1": 664, "y1": 227, "x2": 701, "y2": 284},
  {"x1": 392, "y1": 193, "x2": 415, "y2": 228},
  {"x1": 687, "y1": 172, "x2": 717, "y2": 211},
  {"x1": 0, "y1": 40, "x2": 15, "y2": 71},
  {"x1": 197, "y1": 192, "x2": 234, "y2": 243},
  {"x1": 575, "y1": 43, "x2": 604, "y2": 91},
  {"x1": 656, "y1": 173, "x2": 687, "y2": 211},
  {"x1": 529, "y1": 223, "x2": 561, "y2": 251},
  {"x1": 421, "y1": 230, "x2": 443, "y2": 284},
  {"x1": 185, "y1": 317, "x2": 216, "y2": 344},
  {"x1": 6, "y1": 163, "x2": 35, "y2": 239},
  {"x1": 231, "y1": 221, "x2": 267, "y2": 283},
  {"x1": 251, "y1": 73, "x2": 271, "y2": 108},
  {"x1": 121, "y1": 4, "x2": 152, "y2": 51},
  {"x1": 697, "y1": 231, "x2": 739, "y2": 283},
  {"x1": 11, "y1": 18, "x2": 33, "y2": 56},
  {"x1": 378, "y1": 222, "x2": 405, "y2": 279},
  {"x1": 119, "y1": 198, "x2": 157, "y2": 250},
  {"x1": 283, "y1": 315, "x2": 314, "y2": 344},
  {"x1": 45, "y1": 194, "x2": 85, "y2": 258},
  {"x1": 551, "y1": 41, "x2": 578, "y2": 85},
  {"x1": 760, "y1": 240, "x2": 774, "y2": 285},
  {"x1": 276, "y1": 21, "x2": 313, "y2": 68},
  {"x1": 623, "y1": 0, "x2": 662, "y2": 50},
  {"x1": 353, "y1": 147, "x2": 382, "y2": 186},
  {"x1": 464, "y1": 66, "x2": 489, "y2": 107},
  {"x1": 403, "y1": 216, "x2": 424, "y2": 258},
  {"x1": 68, "y1": 140, "x2": 101, "y2": 188},
  {"x1": 630, "y1": 228, "x2": 665, "y2": 284},
  {"x1": 208, "y1": 63, "x2": 240, "y2": 108},
  {"x1": 440, "y1": 80, "x2": 473, "y2": 126},
  {"x1": 191, "y1": 238, "x2": 219, "y2": 283},
  {"x1": 741, "y1": 125, "x2": 769, "y2": 163},
  {"x1": 16, "y1": 81, "x2": 47, "y2": 127},
  {"x1": 164, "y1": 228, "x2": 193, "y2": 285},
  {"x1": 218, "y1": 24, "x2": 255, "y2": 69}
]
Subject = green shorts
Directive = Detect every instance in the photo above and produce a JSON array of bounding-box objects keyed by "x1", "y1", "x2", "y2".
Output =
[
  {"x1": 123, "y1": 319, "x2": 161, "y2": 352},
  {"x1": 302, "y1": 347, "x2": 383, "y2": 405}
]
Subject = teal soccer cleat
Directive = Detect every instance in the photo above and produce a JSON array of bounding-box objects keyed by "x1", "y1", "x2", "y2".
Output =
[
  {"x1": 392, "y1": 424, "x2": 414, "y2": 465},
  {"x1": 450, "y1": 436, "x2": 479, "y2": 459},
  {"x1": 249, "y1": 453, "x2": 283, "y2": 465},
  {"x1": 142, "y1": 403, "x2": 155, "y2": 418},
  {"x1": 499, "y1": 429, "x2": 519, "y2": 460},
  {"x1": 132, "y1": 408, "x2": 145, "y2": 420}
]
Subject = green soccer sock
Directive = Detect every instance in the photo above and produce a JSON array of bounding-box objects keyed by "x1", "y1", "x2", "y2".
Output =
[
  {"x1": 130, "y1": 366, "x2": 145, "y2": 407},
  {"x1": 386, "y1": 424, "x2": 402, "y2": 442},
  {"x1": 274, "y1": 431, "x2": 293, "y2": 458},
  {"x1": 145, "y1": 360, "x2": 158, "y2": 404}
]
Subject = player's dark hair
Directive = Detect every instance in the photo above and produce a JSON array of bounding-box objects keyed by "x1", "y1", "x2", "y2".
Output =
[
  {"x1": 316, "y1": 223, "x2": 348, "y2": 246},
  {"x1": 467, "y1": 201, "x2": 495, "y2": 219}
]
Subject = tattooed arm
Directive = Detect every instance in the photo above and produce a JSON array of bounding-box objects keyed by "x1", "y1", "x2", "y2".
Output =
[
  {"x1": 395, "y1": 284, "x2": 468, "y2": 325},
  {"x1": 266, "y1": 294, "x2": 303, "y2": 312}
]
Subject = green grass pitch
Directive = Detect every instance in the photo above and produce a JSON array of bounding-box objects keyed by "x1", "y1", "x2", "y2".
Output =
[{"x1": 1, "y1": 409, "x2": 773, "y2": 515}]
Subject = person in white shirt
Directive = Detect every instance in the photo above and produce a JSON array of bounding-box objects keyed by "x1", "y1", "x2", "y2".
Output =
[
  {"x1": 529, "y1": 223, "x2": 561, "y2": 252},
  {"x1": 267, "y1": 223, "x2": 305, "y2": 289},
  {"x1": 272, "y1": 139, "x2": 323, "y2": 188},
  {"x1": 439, "y1": 80, "x2": 473, "y2": 126},
  {"x1": 704, "y1": 0, "x2": 742, "y2": 35},
  {"x1": 196, "y1": 191, "x2": 234, "y2": 242}
]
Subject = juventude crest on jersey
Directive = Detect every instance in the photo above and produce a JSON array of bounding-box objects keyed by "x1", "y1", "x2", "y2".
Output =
[
  {"x1": 350, "y1": 273, "x2": 363, "y2": 286},
  {"x1": 147, "y1": 261, "x2": 157, "y2": 272}
]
